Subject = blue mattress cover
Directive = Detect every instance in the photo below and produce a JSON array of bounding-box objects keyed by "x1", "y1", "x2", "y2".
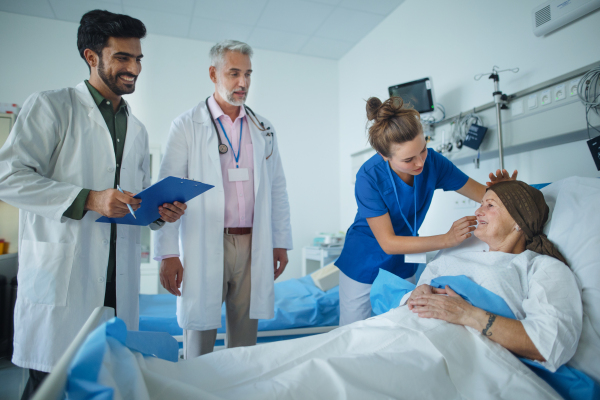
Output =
[{"x1": 139, "y1": 275, "x2": 339, "y2": 335}]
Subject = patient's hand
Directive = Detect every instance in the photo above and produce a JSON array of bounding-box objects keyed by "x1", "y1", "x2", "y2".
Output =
[
  {"x1": 407, "y1": 284, "x2": 447, "y2": 310},
  {"x1": 409, "y1": 285, "x2": 475, "y2": 326}
]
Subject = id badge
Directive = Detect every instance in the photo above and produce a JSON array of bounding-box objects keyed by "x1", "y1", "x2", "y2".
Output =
[
  {"x1": 404, "y1": 252, "x2": 427, "y2": 264},
  {"x1": 228, "y1": 168, "x2": 249, "y2": 182}
]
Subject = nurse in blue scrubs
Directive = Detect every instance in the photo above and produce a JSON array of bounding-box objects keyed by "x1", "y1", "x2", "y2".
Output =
[{"x1": 335, "y1": 96, "x2": 516, "y2": 326}]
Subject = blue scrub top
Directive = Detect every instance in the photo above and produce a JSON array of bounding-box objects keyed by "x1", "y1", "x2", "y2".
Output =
[{"x1": 335, "y1": 149, "x2": 469, "y2": 284}]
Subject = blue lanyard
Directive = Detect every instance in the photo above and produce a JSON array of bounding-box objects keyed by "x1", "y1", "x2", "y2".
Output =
[
  {"x1": 386, "y1": 161, "x2": 417, "y2": 237},
  {"x1": 217, "y1": 118, "x2": 243, "y2": 168}
]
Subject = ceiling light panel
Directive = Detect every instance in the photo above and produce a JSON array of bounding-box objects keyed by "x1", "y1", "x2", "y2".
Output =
[
  {"x1": 315, "y1": 7, "x2": 384, "y2": 42},
  {"x1": 257, "y1": 0, "x2": 334, "y2": 35},
  {"x1": 123, "y1": 0, "x2": 195, "y2": 16},
  {"x1": 49, "y1": 0, "x2": 123, "y2": 22},
  {"x1": 247, "y1": 27, "x2": 310, "y2": 53},
  {"x1": 339, "y1": 0, "x2": 404, "y2": 15},
  {"x1": 124, "y1": 6, "x2": 190, "y2": 38},
  {"x1": 194, "y1": 0, "x2": 268, "y2": 26},
  {"x1": 189, "y1": 17, "x2": 254, "y2": 43},
  {"x1": 0, "y1": 0, "x2": 56, "y2": 19}
]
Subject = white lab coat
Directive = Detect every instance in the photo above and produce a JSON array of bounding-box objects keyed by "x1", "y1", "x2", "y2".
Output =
[
  {"x1": 0, "y1": 82, "x2": 152, "y2": 372},
  {"x1": 154, "y1": 100, "x2": 292, "y2": 331}
]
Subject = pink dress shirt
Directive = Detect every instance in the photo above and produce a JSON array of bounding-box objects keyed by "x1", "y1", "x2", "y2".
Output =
[
  {"x1": 207, "y1": 95, "x2": 255, "y2": 228},
  {"x1": 155, "y1": 96, "x2": 256, "y2": 261}
]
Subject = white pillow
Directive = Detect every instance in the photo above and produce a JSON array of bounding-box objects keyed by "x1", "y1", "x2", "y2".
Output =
[{"x1": 541, "y1": 177, "x2": 600, "y2": 383}]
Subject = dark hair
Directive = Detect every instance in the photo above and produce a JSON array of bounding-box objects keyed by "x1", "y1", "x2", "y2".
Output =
[
  {"x1": 77, "y1": 9, "x2": 146, "y2": 69},
  {"x1": 366, "y1": 96, "x2": 422, "y2": 158}
]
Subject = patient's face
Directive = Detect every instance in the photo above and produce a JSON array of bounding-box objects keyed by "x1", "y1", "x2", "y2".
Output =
[{"x1": 474, "y1": 191, "x2": 517, "y2": 244}]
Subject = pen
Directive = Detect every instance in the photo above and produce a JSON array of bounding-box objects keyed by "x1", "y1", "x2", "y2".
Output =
[{"x1": 116, "y1": 185, "x2": 136, "y2": 219}]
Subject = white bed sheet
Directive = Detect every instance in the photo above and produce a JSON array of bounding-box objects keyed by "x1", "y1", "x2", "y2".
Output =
[{"x1": 98, "y1": 306, "x2": 561, "y2": 400}]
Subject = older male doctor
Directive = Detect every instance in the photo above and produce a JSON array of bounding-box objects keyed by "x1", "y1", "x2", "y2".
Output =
[{"x1": 156, "y1": 40, "x2": 292, "y2": 357}]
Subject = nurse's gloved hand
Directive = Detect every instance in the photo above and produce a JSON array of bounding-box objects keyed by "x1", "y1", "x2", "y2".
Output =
[{"x1": 444, "y1": 216, "x2": 477, "y2": 248}]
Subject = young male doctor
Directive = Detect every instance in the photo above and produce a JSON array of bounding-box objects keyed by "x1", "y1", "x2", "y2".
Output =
[
  {"x1": 156, "y1": 40, "x2": 292, "y2": 357},
  {"x1": 0, "y1": 10, "x2": 185, "y2": 398}
]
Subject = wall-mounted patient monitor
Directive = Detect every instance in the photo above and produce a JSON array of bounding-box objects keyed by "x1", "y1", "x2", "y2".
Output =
[{"x1": 388, "y1": 77, "x2": 435, "y2": 119}]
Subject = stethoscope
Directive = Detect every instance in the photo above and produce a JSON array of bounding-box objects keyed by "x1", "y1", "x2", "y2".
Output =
[{"x1": 205, "y1": 96, "x2": 274, "y2": 159}]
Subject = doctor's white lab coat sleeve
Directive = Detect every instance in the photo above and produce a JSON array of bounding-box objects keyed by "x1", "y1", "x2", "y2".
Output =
[
  {"x1": 269, "y1": 128, "x2": 293, "y2": 250},
  {"x1": 0, "y1": 92, "x2": 82, "y2": 221},
  {"x1": 153, "y1": 119, "x2": 189, "y2": 257}
]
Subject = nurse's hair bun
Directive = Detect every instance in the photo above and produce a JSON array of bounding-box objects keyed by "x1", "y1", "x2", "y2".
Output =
[{"x1": 366, "y1": 96, "x2": 422, "y2": 158}]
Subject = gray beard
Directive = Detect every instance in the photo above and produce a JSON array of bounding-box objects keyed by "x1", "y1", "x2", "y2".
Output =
[{"x1": 216, "y1": 80, "x2": 246, "y2": 106}]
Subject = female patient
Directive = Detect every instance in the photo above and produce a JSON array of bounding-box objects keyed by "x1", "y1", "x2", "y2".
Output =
[
  {"x1": 129, "y1": 180, "x2": 581, "y2": 400},
  {"x1": 406, "y1": 180, "x2": 580, "y2": 369}
]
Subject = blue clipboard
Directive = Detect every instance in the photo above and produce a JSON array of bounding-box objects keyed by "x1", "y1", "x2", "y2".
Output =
[{"x1": 96, "y1": 176, "x2": 214, "y2": 226}]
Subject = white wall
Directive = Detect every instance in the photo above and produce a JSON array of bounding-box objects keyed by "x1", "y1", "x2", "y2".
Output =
[
  {"x1": 0, "y1": 11, "x2": 340, "y2": 281},
  {"x1": 338, "y1": 0, "x2": 600, "y2": 235}
]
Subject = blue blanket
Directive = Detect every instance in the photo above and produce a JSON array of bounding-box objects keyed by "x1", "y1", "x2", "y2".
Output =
[
  {"x1": 67, "y1": 318, "x2": 179, "y2": 399},
  {"x1": 139, "y1": 275, "x2": 339, "y2": 336},
  {"x1": 370, "y1": 269, "x2": 599, "y2": 400}
]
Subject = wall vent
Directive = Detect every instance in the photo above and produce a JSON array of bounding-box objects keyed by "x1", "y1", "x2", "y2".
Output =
[
  {"x1": 532, "y1": 0, "x2": 600, "y2": 36},
  {"x1": 535, "y1": 5, "x2": 551, "y2": 27}
]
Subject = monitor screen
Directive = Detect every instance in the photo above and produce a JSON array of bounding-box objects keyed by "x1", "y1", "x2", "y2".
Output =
[{"x1": 388, "y1": 78, "x2": 434, "y2": 115}]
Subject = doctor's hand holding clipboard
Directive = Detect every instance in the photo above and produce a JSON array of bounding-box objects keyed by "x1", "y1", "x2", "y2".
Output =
[
  {"x1": 86, "y1": 187, "x2": 187, "y2": 222},
  {"x1": 95, "y1": 177, "x2": 213, "y2": 226}
]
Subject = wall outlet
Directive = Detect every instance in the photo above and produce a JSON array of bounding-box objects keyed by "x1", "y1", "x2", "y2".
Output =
[
  {"x1": 554, "y1": 84, "x2": 566, "y2": 101},
  {"x1": 541, "y1": 89, "x2": 552, "y2": 105},
  {"x1": 569, "y1": 78, "x2": 580, "y2": 97}
]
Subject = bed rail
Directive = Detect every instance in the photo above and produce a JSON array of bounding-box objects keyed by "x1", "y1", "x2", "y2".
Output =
[{"x1": 31, "y1": 306, "x2": 115, "y2": 400}]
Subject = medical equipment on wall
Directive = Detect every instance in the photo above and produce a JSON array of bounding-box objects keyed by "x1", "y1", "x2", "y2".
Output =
[
  {"x1": 205, "y1": 97, "x2": 274, "y2": 159},
  {"x1": 474, "y1": 66, "x2": 519, "y2": 170},
  {"x1": 463, "y1": 123, "x2": 488, "y2": 151},
  {"x1": 532, "y1": 0, "x2": 600, "y2": 37},
  {"x1": 388, "y1": 77, "x2": 436, "y2": 120},
  {"x1": 577, "y1": 65, "x2": 600, "y2": 170},
  {"x1": 436, "y1": 112, "x2": 484, "y2": 154}
]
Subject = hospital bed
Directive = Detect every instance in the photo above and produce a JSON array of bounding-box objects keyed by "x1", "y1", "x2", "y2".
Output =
[
  {"x1": 139, "y1": 274, "x2": 339, "y2": 351},
  {"x1": 31, "y1": 176, "x2": 600, "y2": 400}
]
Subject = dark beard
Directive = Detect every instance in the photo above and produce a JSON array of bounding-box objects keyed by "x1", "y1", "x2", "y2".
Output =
[{"x1": 97, "y1": 56, "x2": 136, "y2": 97}]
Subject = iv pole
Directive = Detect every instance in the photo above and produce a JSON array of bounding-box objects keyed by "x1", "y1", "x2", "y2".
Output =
[{"x1": 474, "y1": 66, "x2": 519, "y2": 170}]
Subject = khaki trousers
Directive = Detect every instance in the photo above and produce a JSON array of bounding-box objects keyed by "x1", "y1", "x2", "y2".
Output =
[{"x1": 183, "y1": 233, "x2": 258, "y2": 358}]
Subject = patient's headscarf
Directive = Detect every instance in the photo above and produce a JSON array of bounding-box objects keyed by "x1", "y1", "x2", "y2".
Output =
[{"x1": 487, "y1": 181, "x2": 568, "y2": 266}]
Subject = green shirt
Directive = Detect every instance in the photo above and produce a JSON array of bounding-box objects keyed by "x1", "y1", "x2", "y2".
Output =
[{"x1": 62, "y1": 80, "x2": 128, "y2": 283}]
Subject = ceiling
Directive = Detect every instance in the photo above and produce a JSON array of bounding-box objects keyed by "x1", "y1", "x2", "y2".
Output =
[{"x1": 0, "y1": 0, "x2": 404, "y2": 60}]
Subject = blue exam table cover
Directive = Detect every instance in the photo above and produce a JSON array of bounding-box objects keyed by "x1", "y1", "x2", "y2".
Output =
[
  {"x1": 139, "y1": 275, "x2": 339, "y2": 336},
  {"x1": 370, "y1": 269, "x2": 600, "y2": 400}
]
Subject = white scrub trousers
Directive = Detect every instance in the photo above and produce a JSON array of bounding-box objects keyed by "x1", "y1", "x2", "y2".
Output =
[
  {"x1": 338, "y1": 269, "x2": 417, "y2": 326},
  {"x1": 339, "y1": 270, "x2": 373, "y2": 326}
]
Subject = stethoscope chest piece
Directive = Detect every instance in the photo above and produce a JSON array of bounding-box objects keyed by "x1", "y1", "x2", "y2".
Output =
[{"x1": 218, "y1": 144, "x2": 228, "y2": 154}]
